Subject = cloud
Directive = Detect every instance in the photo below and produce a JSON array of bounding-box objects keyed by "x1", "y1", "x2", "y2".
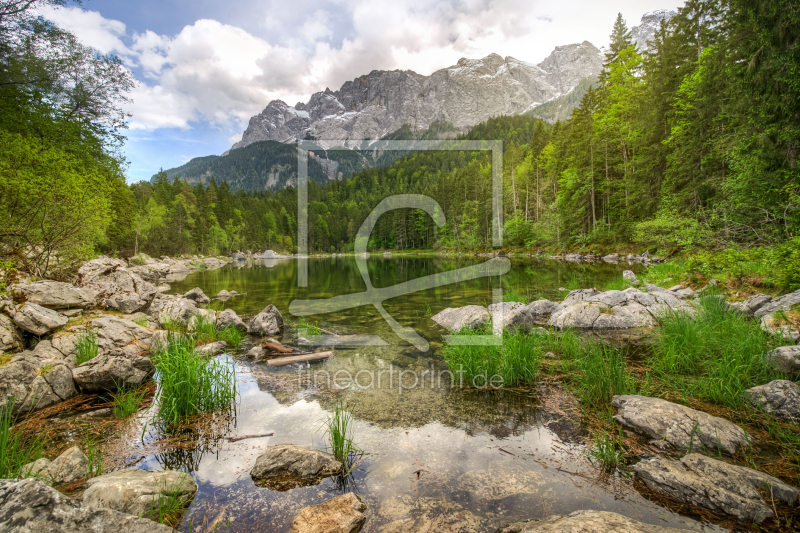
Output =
[{"x1": 40, "y1": 0, "x2": 681, "y2": 133}]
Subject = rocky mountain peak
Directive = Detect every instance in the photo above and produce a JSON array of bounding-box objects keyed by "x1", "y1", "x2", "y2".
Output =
[{"x1": 631, "y1": 9, "x2": 677, "y2": 51}]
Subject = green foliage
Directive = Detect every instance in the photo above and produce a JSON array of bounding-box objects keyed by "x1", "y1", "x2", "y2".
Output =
[
  {"x1": 109, "y1": 385, "x2": 147, "y2": 419},
  {"x1": 0, "y1": 399, "x2": 44, "y2": 479},
  {"x1": 652, "y1": 295, "x2": 782, "y2": 406},
  {"x1": 589, "y1": 429, "x2": 625, "y2": 472},
  {"x1": 322, "y1": 401, "x2": 361, "y2": 476},
  {"x1": 575, "y1": 344, "x2": 635, "y2": 404},
  {"x1": 85, "y1": 434, "x2": 103, "y2": 478},
  {"x1": 503, "y1": 289, "x2": 528, "y2": 304},
  {"x1": 144, "y1": 478, "x2": 191, "y2": 527},
  {"x1": 297, "y1": 318, "x2": 322, "y2": 336},
  {"x1": 191, "y1": 313, "x2": 242, "y2": 349},
  {"x1": 151, "y1": 335, "x2": 237, "y2": 427},
  {"x1": 771, "y1": 237, "x2": 800, "y2": 291},
  {"x1": 75, "y1": 330, "x2": 99, "y2": 365}
]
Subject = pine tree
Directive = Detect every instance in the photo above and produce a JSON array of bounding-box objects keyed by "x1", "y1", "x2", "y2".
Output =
[{"x1": 605, "y1": 13, "x2": 635, "y2": 64}]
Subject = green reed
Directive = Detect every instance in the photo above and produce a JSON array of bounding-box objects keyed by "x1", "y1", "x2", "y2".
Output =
[{"x1": 75, "y1": 330, "x2": 99, "y2": 365}]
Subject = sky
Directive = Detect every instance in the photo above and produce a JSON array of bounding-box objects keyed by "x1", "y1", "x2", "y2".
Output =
[{"x1": 42, "y1": 0, "x2": 682, "y2": 182}]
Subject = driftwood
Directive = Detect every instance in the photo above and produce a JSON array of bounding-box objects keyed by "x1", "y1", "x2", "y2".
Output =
[
  {"x1": 226, "y1": 432, "x2": 274, "y2": 442},
  {"x1": 261, "y1": 339, "x2": 295, "y2": 353},
  {"x1": 267, "y1": 351, "x2": 334, "y2": 367}
]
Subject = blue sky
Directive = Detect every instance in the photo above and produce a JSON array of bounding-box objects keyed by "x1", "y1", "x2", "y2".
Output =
[{"x1": 46, "y1": 0, "x2": 681, "y2": 183}]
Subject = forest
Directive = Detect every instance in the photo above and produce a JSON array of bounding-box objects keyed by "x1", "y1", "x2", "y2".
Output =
[{"x1": 1, "y1": 0, "x2": 799, "y2": 283}]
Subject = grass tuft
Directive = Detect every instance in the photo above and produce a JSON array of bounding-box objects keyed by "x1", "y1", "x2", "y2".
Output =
[
  {"x1": 75, "y1": 330, "x2": 99, "y2": 365},
  {"x1": 297, "y1": 318, "x2": 322, "y2": 336},
  {"x1": 152, "y1": 335, "x2": 237, "y2": 427},
  {"x1": 0, "y1": 399, "x2": 44, "y2": 478},
  {"x1": 108, "y1": 384, "x2": 148, "y2": 419},
  {"x1": 323, "y1": 401, "x2": 362, "y2": 476},
  {"x1": 589, "y1": 429, "x2": 625, "y2": 472},
  {"x1": 575, "y1": 344, "x2": 635, "y2": 404}
]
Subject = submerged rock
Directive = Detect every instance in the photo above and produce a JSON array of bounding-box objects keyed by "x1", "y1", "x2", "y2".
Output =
[
  {"x1": 431, "y1": 305, "x2": 490, "y2": 332},
  {"x1": 250, "y1": 444, "x2": 342, "y2": 490},
  {"x1": 745, "y1": 380, "x2": 800, "y2": 419},
  {"x1": 248, "y1": 305, "x2": 285, "y2": 336},
  {"x1": 498, "y1": 509, "x2": 693, "y2": 532},
  {"x1": 13, "y1": 303, "x2": 68, "y2": 336},
  {"x1": 633, "y1": 454, "x2": 798, "y2": 523},
  {"x1": 290, "y1": 493, "x2": 367, "y2": 533},
  {"x1": 215, "y1": 289, "x2": 241, "y2": 301},
  {"x1": 0, "y1": 478, "x2": 173, "y2": 532},
  {"x1": 612, "y1": 395, "x2": 750, "y2": 455},
  {"x1": 83, "y1": 469, "x2": 196, "y2": 519}
]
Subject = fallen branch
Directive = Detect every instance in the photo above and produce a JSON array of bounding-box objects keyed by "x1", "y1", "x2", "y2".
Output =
[
  {"x1": 267, "y1": 351, "x2": 334, "y2": 367},
  {"x1": 226, "y1": 432, "x2": 274, "y2": 442}
]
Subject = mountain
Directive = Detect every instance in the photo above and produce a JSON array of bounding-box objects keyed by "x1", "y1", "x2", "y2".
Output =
[
  {"x1": 227, "y1": 43, "x2": 604, "y2": 153},
  {"x1": 631, "y1": 9, "x2": 677, "y2": 51}
]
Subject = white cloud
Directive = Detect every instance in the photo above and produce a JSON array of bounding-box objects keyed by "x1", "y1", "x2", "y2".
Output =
[{"x1": 40, "y1": 0, "x2": 681, "y2": 133}]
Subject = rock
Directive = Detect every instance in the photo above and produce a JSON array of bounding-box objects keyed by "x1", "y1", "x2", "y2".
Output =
[
  {"x1": 48, "y1": 446, "x2": 89, "y2": 484},
  {"x1": 79, "y1": 257, "x2": 157, "y2": 314},
  {"x1": 0, "y1": 312, "x2": 24, "y2": 352},
  {"x1": 549, "y1": 302, "x2": 600, "y2": 329},
  {"x1": 503, "y1": 510, "x2": 692, "y2": 533},
  {"x1": 157, "y1": 297, "x2": 198, "y2": 326},
  {"x1": 72, "y1": 353, "x2": 152, "y2": 391},
  {"x1": 561, "y1": 288, "x2": 600, "y2": 306},
  {"x1": 215, "y1": 289, "x2": 240, "y2": 301},
  {"x1": 612, "y1": 395, "x2": 750, "y2": 455},
  {"x1": 248, "y1": 305, "x2": 285, "y2": 336},
  {"x1": 755, "y1": 288, "x2": 800, "y2": 318},
  {"x1": 0, "y1": 361, "x2": 76, "y2": 415},
  {"x1": 666, "y1": 285, "x2": 682, "y2": 292},
  {"x1": 290, "y1": 493, "x2": 367, "y2": 533},
  {"x1": 217, "y1": 309, "x2": 247, "y2": 331},
  {"x1": 61, "y1": 309, "x2": 82, "y2": 318},
  {"x1": 633, "y1": 454, "x2": 798, "y2": 523},
  {"x1": 20, "y1": 457, "x2": 53, "y2": 481},
  {"x1": 11, "y1": 280, "x2": 94, "y2": 309},
  {"x1": 13, "y1": 303, "x2": 68, "y2": 336},
  {"x1": 741, "y1": 294, "x2": 772, "y2": 315},
  {"x1": 195, "y1": 341, "x2": 227, "y2": 356},
  {"x1": 673, "y1": 288, "x2": 695, "y2": 299},
  {"x1": 182, "y1": 287, "x2": 211, "y2": 305},
  {"x1": 602, "y1": 253, "x2": 620, "y2": 262},
  {"x1": 83, "y1": 469, "x2": 196, "y2": 519},
  {"x1": 764, "y1": 345, "x2": 800, "y2": 376},
  {"x1": 250, "y1": 444, "x2": 342, "y2": 490},
  {"x1": 187, "y1": 309, "x2": 218, "y2": 333},
  {"x1": 526, "y1": 300, "x2": 560, "y2": 321},
  {"x1": 745, "y1": 380, "x2": 800, "y2": 419},
  {"x1": 488, "y1": 302, "x2": 535, "y2": 331},
  {"x1": 622, "y1": 270, "x2": 639, "y2": 286},
  {"x1": 0, "y1": 478, "x2": 173, "y2": 532},
  {"x1": 246, "y1": 346, "x2": 263, "y2": 360},
  {"x1": 431, "y1": 305, "x2": 490, "y2": 332},
  {"x1": 92, "y1": 316, "x2": 154, "y2": 355}
]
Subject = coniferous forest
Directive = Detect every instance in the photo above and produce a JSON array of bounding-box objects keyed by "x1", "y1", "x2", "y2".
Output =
[{"x1": 1, "y1": 0, "x2": 799, "y2": 284}]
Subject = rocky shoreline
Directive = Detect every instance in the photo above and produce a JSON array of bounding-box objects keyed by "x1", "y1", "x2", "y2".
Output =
[{"x1": 1, "y1": 257, "x2": 800, "y2": 531}]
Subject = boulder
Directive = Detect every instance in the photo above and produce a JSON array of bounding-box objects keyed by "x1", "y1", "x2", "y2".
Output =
[
  {"x1": 79, "y1": 257, "x2": 157, "y2": 314},
  {"x1": 0, "y1": 478, "x2": 173, "y2": 532},
  {"x1": 182, "y1": 287, "x2": 211, "y2": 305},
  {"x1": 561, "y1": 288, "x2": 600, "y2": 306},
  {"x1": 633, "y1": 454, "x2": 798, "y2": 523},
  {"x1": 622, "y1": 270, "x2": 639, "y2": 286},
  {"x1": 503, "y1": 510, "x2": 692, "y2": 533},
  {"x1": 0, "y1": 312, "x2": 24, "y2": 352},
  {"x1": 83, "y1": 469, "x2": 196, "y2": 519},
  {"x1": 489, "y1": 302, "x2": 535, "y2": 331},
  {"x1": 745, "y1": 380, "x2": 800, "y2": 419},
  {"x1": 187, "y1": 309, "x2": 218, "y2": 333},
  {"x1": 673, "y1": 288, "x2": 695, "y2": 299},
  {"x1": 740, "y1": 294, "x2": 772, "y2": 315},
  {"x1": 764, "y1": 345, "x2": 800, "y2": 376},
  {"x1": 20, "y1": 457, "x2": 53, "y2": 481},
  {"x1": 549, "y1": 302, "x2": 600, "y2": 329},
  {"x1": 11, "y1": 280, "x2": 94, "y2": 309},
  {"x1": 72, "y1": 353, "x2": 152, "y2": 391},
  {"x1": 755, "y1": 288, "x2": 800, "y2": 318},
  {"x1": 48, "y1": 446, "x2": 89, "y2": 484},
  {"x1": 195, "y1": 341, "x2": 227, "y2": 357},
  {"x1": 157, "y1": 297, "x2": 198, "y2": 326},
  {"x1": 215, "y1": 289, "x2": 240, "y2": 301},
  {"x1": 431, "y1": 305, "x2": 490, "y2": 332},
  {"x1": 217, "y1": 309, "x2": 247, "y2": 331},
  {"x1": 248, "y1": 305, "x2": 285, "y2": 336},
  {"x1": 526, "y1": 300, "x2": 560, "y2": 322},
  {"x1": 0, "y1": 361, "x2": 76, "y2": 416},
  {"x1": 290, "y1": 493, "x2": 367, "y2": 533},
  {"x1": 250, "y1": 444, "x2": 342, "y2": 490},
  {"x1": 13, "y1": 303, "x2": 68, "y2": 336},
  {"x1": 92, "y1": 316, "x2": 154, "y2": 355},
  {"x1": 612, "y1": 395, "x2": 750, "y2": 455}
]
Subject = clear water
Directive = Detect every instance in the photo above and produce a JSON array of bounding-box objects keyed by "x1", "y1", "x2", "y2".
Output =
[{"x1": 130, "y1": 256, "x2": 715, "y2": 532}]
